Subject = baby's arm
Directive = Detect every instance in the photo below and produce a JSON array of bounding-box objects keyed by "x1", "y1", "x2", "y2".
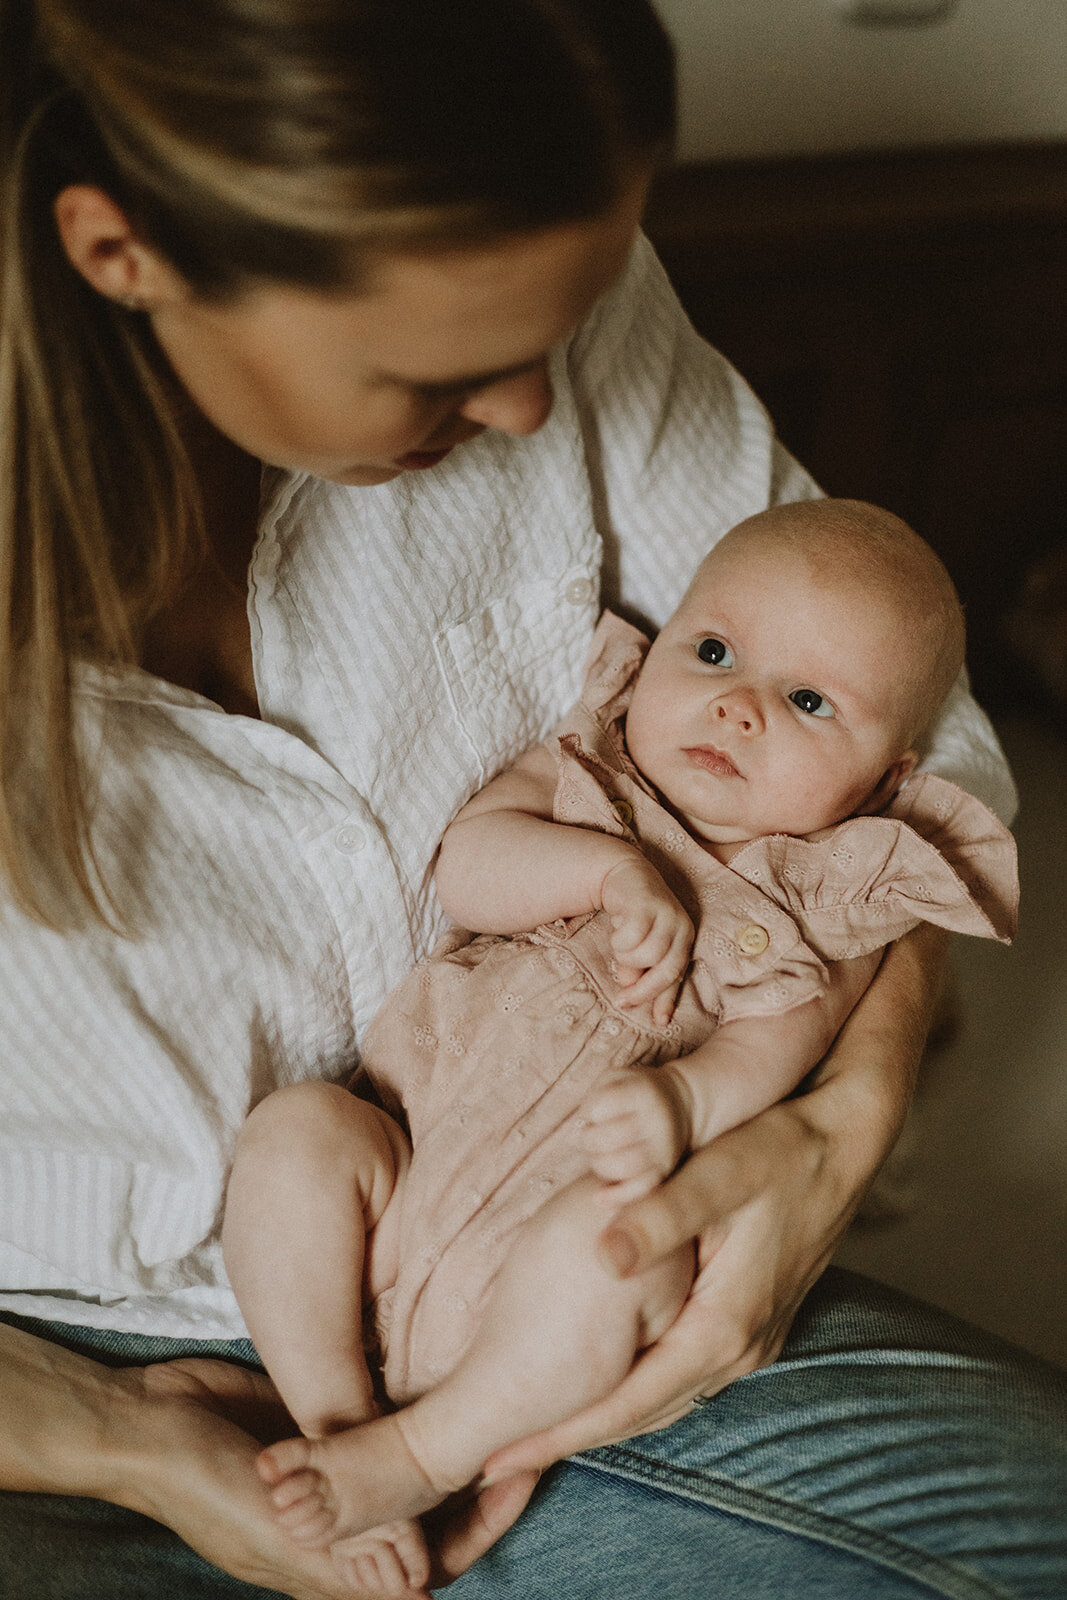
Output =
[
  {"x1": 580, "y1": 953, "x2": 883, "y2": 1196},
  {"x1": 436, "y1": 744, "x2": 693, "y2": 1023}
]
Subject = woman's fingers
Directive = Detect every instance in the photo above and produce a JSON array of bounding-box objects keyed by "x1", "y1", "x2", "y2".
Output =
[
  {"x1": 144, "y1": 1356, "x2": 294, "y2": 1442},
  {"x1": 482, "y1": 1130, "x2": 821, "y2": 1480},
  {"x1": 599, "y1": 1106, "x2": 823, "y2": 1277},
  {"x1": 479, "y1": 1285, "x2": 767, "y2": 1479},
  {"x1": 595, "y1": 1141, "x2": 737, "y2": 1277},
  {"x1": 427, "y1": 1471, "x2": 540, "y2": 1586}
]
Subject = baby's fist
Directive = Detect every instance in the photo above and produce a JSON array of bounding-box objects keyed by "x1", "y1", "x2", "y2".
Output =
[
  {"x1": 578, "y1": 1067, "x2": 691, "y2": 1197},
  {"x1": 599, "y1": 856, "x2": 694, "y2": 1025}
]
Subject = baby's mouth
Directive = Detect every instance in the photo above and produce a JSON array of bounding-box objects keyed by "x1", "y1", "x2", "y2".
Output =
[{"x1": 683, "y1": 745, "x2": 741, "y2": 779}]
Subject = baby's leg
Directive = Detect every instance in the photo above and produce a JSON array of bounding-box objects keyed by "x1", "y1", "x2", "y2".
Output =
[
  {"x1": 258, "y1": 1173, "x2": 693, "y2": 1546},
  {"x1": 224, "y1": 1082, "x2": 430, "y2": 1596},
  {"x1": 223, "y1": 1080, "x2": 408, "y2": 1436}
]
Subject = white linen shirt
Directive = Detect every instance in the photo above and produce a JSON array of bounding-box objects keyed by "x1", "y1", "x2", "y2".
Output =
[{"x1": 0, "y1": 235, "x2": 1016, "y2": 1340}]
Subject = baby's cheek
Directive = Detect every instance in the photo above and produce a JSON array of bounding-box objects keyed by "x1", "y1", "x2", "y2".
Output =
[{"x1": 778, "y1": 761, "x2": 856, "y2": 830}]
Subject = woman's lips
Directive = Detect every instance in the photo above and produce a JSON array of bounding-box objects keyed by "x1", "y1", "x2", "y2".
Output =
[{"x1": 684, "y1": 745, "x2": 741, "y2": 778}]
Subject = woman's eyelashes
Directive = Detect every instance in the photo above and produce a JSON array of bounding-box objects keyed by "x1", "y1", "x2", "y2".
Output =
[
  {"x1": 789, "y1": 688, "x2": 834, "y2": 718},
  {"x1": 696, "y1": 636, "x2": 733, "y2": 667}
]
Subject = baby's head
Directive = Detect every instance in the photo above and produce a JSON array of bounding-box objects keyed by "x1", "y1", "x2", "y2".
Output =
[{"x1": 624, "y1": 498, "x2": 965, "y2": 852}]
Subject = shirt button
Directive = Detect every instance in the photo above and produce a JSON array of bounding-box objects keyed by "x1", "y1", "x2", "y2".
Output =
[
  {"x1": 736, "y1": 923, "x2": 770, "y2": 956},
  {"x1": 611, "y1": 798, "x2": 634, "y2": 826},
  {"x1": 564, "y1": 576, "x2": 595, "y2": 607},
  {"x1": 335, "y1": 823, "x2": 367, "y2": 854}
]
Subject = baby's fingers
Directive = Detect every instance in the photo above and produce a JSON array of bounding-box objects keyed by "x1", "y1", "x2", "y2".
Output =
[
  {"x1": 581, "y1": 1073, "x2": 644, "y2": 1126},
  {"x1": 592, "y1": 1172, "x2": 662, "y2": 1208},
  {"x1": 616, "y1": 925, "x2": 692, "y2": 1016},
  {"x1": 585, "y1": 1144, "x2": 663, "y2": 1187},
  {"x1": 607, "y1": 908, "x2": 659, "y2": 953},
  {"x1": 615, "y1": 963, "x2": 684, "y2": 1020},
  {"x1": 611, "y1": 916, "x2": 673, "y2": 968}
]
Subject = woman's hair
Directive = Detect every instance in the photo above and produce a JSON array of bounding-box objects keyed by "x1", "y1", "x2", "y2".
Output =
[{"x1": 0, "y1": 0, "x2": 675, "y2": 926}]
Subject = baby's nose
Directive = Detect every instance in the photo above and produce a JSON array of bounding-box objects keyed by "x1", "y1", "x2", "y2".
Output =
[{"x1": 715, "y1": 689, "x2": 764, "y2": 735}]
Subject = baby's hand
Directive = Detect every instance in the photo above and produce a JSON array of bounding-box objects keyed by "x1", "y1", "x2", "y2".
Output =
[
  {"x1": 578, "y1": 1066, "x2": 691, "y2": 1200},
  {"x1": 599, "y1": 856, "x2": 694, "y2": 1025}
]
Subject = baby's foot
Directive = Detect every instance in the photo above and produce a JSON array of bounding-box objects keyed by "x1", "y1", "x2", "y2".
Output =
[
  {"x1": 331, "y1": 1519, "x2": 430, "y2": 1599},
  {"x1": 257, "y1": 1413, "x2": 444, "y2": 1547}
]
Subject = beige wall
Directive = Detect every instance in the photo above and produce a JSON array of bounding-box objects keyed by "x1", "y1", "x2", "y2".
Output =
[{"x1": 658, "y1": 0, "x2": 1067, "y2": 161}]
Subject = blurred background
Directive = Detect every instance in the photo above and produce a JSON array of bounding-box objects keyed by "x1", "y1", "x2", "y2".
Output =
[{"x1": 644, "y1": 0, "x2": 1067, "y2": 1370}]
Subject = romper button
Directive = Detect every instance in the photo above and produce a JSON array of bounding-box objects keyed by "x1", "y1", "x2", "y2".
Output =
[
  {"x1": 611, "y1": 799, "x2": 634, "y2": 826},
  {"x1": 564, "y1": 576, "x2": 595, "y2": 607},
  {"x1": 736, "y1": 923, "x2": 769, "y2": 956},
  {"x1": 335, "y1": 824, "x2": 366, "y2": 854}
]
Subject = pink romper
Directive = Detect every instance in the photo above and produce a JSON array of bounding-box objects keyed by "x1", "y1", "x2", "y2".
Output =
[{"x1": 359, "y1": 614, "x2": 1018, "y2": 1404}]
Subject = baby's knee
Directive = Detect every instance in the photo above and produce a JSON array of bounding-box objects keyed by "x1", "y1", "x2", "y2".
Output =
[
  {"x1": 235, "y1": 1080, "x2": 378, "y2": 1181},
  {"x1": 239, "y1": 1079, "x2": 345, "y2": 1147}
]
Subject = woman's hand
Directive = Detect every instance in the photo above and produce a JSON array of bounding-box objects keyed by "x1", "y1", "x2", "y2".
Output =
[
  {"x1": 0, "y1": 1322, "x2": 536, "y2": 1600},
  {"x1": 124, "y1": 1359, "x2": 538, "y2": 1598},
  {"x1": 121, "y1": 1357, "x2": 410, "y2": 1598},
  {"x1": 482, "y1": 925, "x2": 946, "y2": 1475}
]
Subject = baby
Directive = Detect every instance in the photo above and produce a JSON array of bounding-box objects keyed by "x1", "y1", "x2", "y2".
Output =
[{"x1": 222, "y1": 498, "x2": 1018, "y2": 1597}]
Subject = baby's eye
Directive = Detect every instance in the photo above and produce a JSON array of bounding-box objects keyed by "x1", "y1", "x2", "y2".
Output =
[
  {"x1": 789, "y1": 688, "x2": 834, "y2": 718},
  {"x1": 697, "y1": 637, "x2": 733, "y2": 667}
]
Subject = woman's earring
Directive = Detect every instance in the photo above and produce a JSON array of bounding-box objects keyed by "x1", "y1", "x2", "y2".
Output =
[{"x1": 119, "y1": 294, "x2": 144, "y2": 312}]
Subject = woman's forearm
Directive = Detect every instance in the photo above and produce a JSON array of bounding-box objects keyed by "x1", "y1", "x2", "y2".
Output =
[
  {"x1": 0, "y1": 1325, "x2": 396, "y2": 1597},
  {"x1": 0, "y1": 1320, "x2": 134, "y2": 1499},
  {"x1": 801, "y1": 922, "x2": 950, "y2": 1191}
]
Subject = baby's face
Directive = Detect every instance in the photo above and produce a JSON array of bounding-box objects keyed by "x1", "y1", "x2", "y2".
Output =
[{"x1": 624, "y1": 538, "x2": 917, "y2": 850}]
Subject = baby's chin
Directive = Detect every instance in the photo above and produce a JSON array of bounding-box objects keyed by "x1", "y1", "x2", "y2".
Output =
[{"x1": 671, "y1": 809, "x2": 754, "y2": 862}]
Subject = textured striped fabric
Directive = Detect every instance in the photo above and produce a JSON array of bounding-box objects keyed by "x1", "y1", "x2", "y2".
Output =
[{"x1": 0, "y1": 235, "x2": 1016, "y2": 1339}]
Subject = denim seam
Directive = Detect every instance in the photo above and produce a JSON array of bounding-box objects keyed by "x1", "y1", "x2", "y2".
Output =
[
  {"x1": 761, "y1": 1350, "x2": 999, "y2": 1377},
  {"x1": 574, "y1": 1450, "x2": 1010, "y2": 1600}
]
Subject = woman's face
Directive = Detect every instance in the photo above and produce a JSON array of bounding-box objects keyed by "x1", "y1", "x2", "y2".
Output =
[{"x1": 145, "y1": 177, "x2": 648, "y2": 484}]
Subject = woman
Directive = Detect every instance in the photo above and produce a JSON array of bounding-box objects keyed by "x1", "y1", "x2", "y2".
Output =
[{"x1": 0, "y1": 1, "x2": 1063, "y2": 1597}]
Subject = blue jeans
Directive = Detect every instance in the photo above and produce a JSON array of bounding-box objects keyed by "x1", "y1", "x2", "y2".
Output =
[{"x1": 1, "y1": 1269, "x2": 1065, "y2": 1599}]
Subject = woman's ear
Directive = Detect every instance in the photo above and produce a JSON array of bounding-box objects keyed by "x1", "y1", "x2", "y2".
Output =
[
  {"x1": 855, "y1": 750, "x2": 919, "y2": 817},
  {"x1": 52, "y1": 184, "x2": 183, "y2": 310}
]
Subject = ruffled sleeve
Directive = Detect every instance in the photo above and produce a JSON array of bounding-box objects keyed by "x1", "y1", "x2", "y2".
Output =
[
  {"x1": 727, "y1": 774, "x2": 1018, "y2": 962},
  {"x1": 547, "y1": 612, "x2": 651, "y2": 811},
  {"x1": 574, "y1": 611, "x2": 649, "y2": 724}
]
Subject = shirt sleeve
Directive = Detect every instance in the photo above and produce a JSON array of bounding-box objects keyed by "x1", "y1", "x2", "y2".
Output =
[{"x1": 567, "y1": 232, "x2": 1017, "y2": 825}]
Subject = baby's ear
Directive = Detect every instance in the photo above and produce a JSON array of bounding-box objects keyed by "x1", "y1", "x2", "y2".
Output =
[{"x1": 855, "y1": 750, "x2": 918, "y2": 816}]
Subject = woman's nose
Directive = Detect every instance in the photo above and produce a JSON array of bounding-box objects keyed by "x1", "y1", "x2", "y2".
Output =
[
  {"x1": 458, "y1": 362, "x2": 554, "y2": 435},
  {"x1": 714, "y1": 687, "x2": 764, "y2": 735}
]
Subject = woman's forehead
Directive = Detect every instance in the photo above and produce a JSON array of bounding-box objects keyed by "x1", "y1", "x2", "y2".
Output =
[
  {"x1": 208, "y1": 179, "x2": 644, "y2": 390},
  {"x1": 353, "y1": 176, "x2": 649, "y2": 379}
]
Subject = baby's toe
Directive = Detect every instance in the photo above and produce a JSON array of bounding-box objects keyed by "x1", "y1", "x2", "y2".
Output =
[
  {"x1": 390, "y1": 1521, "x2": 431, "y2": 1589},
  {"x1": 366, "y1": 1544, "x2": 411, "y2": 1597},
  {"x1": 257, "y1": 1435, "x2": 314, "y2": 1485},
  {"x1": 338, "y1": 1545, "x2": 407, "y2": 1599},
  {"x1": 275, "y1": 1493, "x2": 336, "y2": 1547},
  {"x1": 267, "y1": 1466, "x2": 324, "y2": 1512}
]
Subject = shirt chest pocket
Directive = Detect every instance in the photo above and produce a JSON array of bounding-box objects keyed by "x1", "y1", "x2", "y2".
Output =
[{"x1": 434, "y1": 568, "x2": 598, "y2": 783}]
